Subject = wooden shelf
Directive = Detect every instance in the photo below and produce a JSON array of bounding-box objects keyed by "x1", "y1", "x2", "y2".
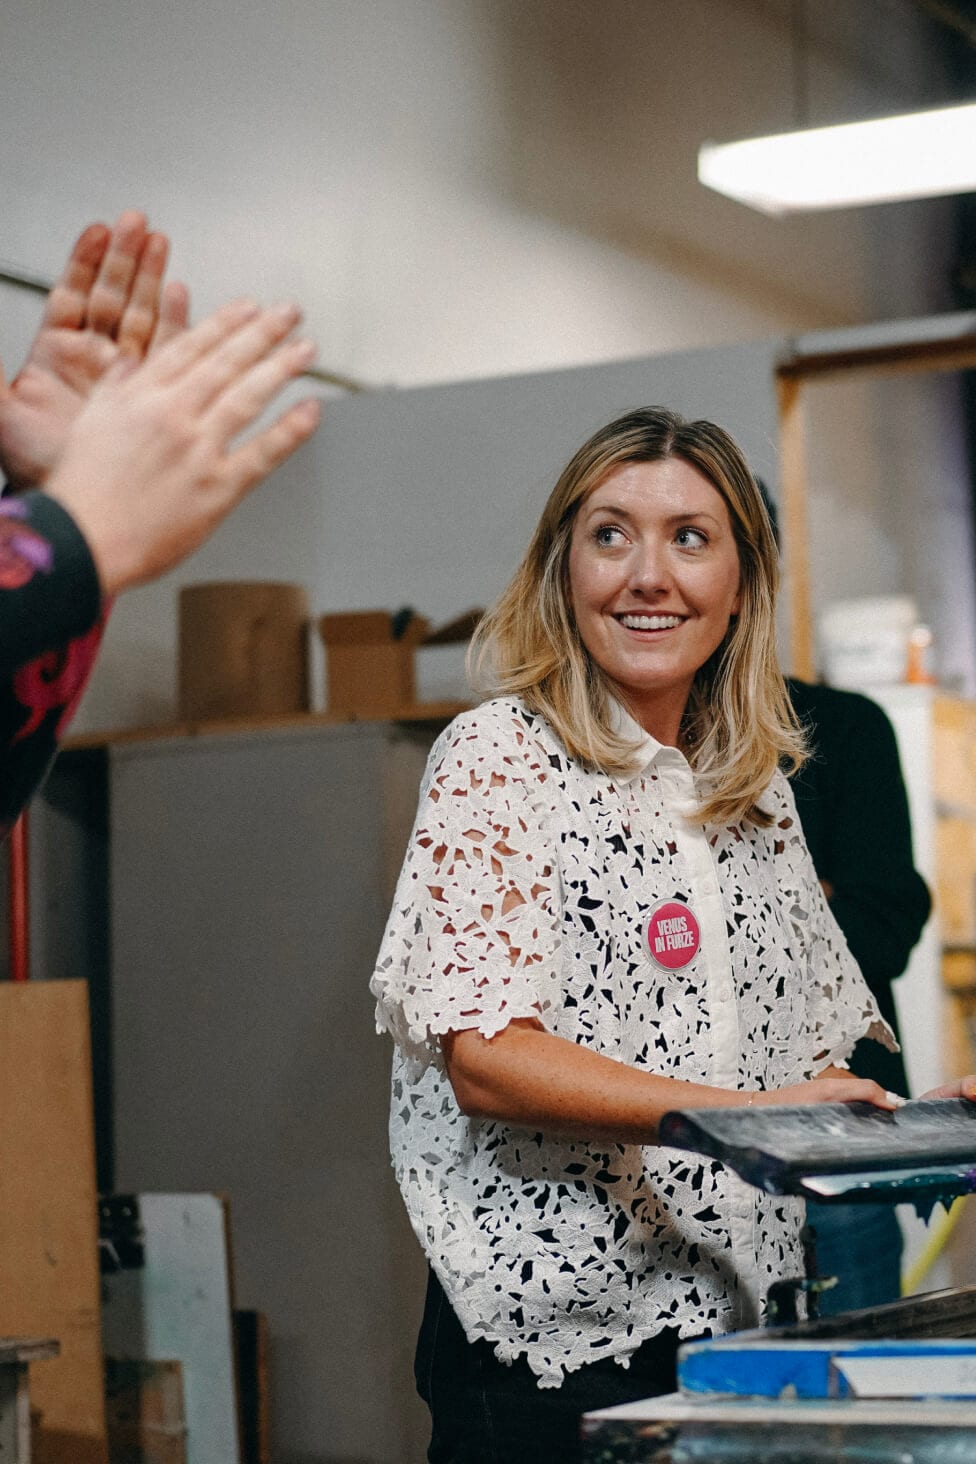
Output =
[{"x1": 61, "y1": 700, "x2": 472, "y2": 751}]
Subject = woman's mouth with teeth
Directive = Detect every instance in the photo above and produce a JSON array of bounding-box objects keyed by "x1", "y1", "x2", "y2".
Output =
[{"x1": 617, "y1": 613, "x2": 684, "y2": 630}]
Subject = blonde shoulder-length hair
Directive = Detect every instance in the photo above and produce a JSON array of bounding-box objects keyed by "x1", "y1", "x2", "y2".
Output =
[{"x1": 469, "y1": 406, "x2": 805, "y2": 827}]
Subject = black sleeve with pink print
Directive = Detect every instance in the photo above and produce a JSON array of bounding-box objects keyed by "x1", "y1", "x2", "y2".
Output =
[{"x1": 0, "y1": 491, "x2": 104, "y2": 834}]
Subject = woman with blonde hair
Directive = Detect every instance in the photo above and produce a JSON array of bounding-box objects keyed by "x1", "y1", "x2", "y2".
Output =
[{"x1": 372, "y1": 406, "x2": 972, "y2": 1464}]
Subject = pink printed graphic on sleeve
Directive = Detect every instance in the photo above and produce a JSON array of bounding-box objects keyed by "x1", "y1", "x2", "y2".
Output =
[
  {"x1": 0, "y1": 502, "x2": 54, "y2": 590},
  {"x1": 12, "y1": 620, "x2": 105, "y2": 743}
]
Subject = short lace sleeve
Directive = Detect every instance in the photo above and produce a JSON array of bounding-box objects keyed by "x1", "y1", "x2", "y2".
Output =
[
  {"x1": 371, "y1": 703, "x2": 563, "y2": 1071},
  {"x1": 765, "y1": 771, "x2": 897, "y2": 1080}
]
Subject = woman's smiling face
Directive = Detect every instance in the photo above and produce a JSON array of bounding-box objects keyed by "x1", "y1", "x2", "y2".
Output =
[{"x1": 567, "y1": 456, "x2": 742, "y2": 745}]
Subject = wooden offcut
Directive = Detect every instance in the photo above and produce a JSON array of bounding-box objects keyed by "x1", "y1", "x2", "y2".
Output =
[
  {"x1": 0, "y1": 981, "x2": 107, "y2": 1464},
  {"x1": 178, "y1": 582, "x2": 310, "y2": 722},
  {"x1": 104, "y1": 1359, "x2": 186, "y2": 1464}
]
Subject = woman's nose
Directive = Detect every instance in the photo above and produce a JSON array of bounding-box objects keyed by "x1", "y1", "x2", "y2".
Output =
[{"x1": 628, "y1": 542, "x2": 672, "y2": 595}]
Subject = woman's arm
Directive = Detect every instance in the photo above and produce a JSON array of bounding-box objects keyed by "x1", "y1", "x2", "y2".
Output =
[{"x1": 443, "y1": 1017, "x2": 900, "y2": 1146}]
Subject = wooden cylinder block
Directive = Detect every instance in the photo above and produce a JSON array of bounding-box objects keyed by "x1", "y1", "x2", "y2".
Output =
[{"x1": 178, "y1": 582, "x2": 310, "y2": 722}]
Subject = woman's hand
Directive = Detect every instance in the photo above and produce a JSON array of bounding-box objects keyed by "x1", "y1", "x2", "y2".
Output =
[
  {"x1": 918, "y1": 1075, "x2": 976, "y2": 1101},
  {"x1": 755, "y1": 1066, "x2": 903, "y2": 1111},
  {"x1": 0, "y1": 211, "x2": 187, "y2": 491},
  {"x1": 44, "y1": 298, "x2": 319, "y2": 596}
]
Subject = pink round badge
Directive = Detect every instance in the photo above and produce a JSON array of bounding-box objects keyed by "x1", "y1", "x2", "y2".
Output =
[{"x1": 646, "y1": 900, "x2": 701, "y2": 970}]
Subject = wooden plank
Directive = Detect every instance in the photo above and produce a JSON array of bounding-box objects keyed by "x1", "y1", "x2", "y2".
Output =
[
  {"x1": 101, "y1": 1196, "x2": 240, "y2": 1464},
  {"x1": 933, "y1": 697, "x2": 976, "y2": 947},
  {"x1": 933, "y1": 695, "x2": 976, "y2": 820},
  {"x1": 778, "y1": 334, "x2": 976, "y2": 383},
  {"x1": 0, "y1": 981, "x2": 107, "y2": 1464},
  {"x1": 60, "y1": 701, "x2": 470, "y2": 751},
  {"x1": 0, "y1": 1340, "x2": 58, "y2": 1364},
  {"x1": 776, "y1": 374, "x2": 814, "y2": 679},
  {"x1": 943, "y1": 950, "x2": 976, "y2": 1082}
]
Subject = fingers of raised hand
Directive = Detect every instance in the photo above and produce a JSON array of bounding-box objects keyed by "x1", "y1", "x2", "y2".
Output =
[
  {"x1": 40, "y1": 221, "x2": 112, "y2": 332},
  {"x1": 115, "y1": 232, "x2": 171, "y2": 356},
  {"x1": 202, "y1": 334, "x2": 317, "y2": 447},
  {"x1": 85, "y1": 212, "x2": 157, "y2": 339},
  {"x1": 147, "y1": 297, "x2": 263, "y2": 382},
  {"x1": 221, "y1": 396, "x2": 321, "y2": 497},
  {"x1": 166, "y1": 301, "x2": 306, "y2": 410},
  {"x1": 152, "y1": 281, "x2": 191, "y2": 352}
]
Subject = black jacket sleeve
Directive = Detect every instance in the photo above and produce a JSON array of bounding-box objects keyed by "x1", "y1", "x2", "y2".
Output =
[
  {"x1": 0, "y1": 492, "x2": 104, "y2": 833},
  {"x1": 0, "y1": 492, "x2": 101, "y2": 674}
]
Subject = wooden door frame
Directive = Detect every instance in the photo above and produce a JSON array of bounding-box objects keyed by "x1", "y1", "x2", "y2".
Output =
[{"x1": 776, "y1": 329, "x2": 976, "y2": 678}]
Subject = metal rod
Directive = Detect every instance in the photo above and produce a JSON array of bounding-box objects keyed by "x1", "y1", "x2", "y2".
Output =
[
  {"x1": 303, "y1": 364, "x2": 369, "y2": 394},
  {"x1": 0, "y1": 259, "x2": 370, "y2": 392},
  {"x1": 0, "y1": 262, "x2": 52, "y2": 296}
]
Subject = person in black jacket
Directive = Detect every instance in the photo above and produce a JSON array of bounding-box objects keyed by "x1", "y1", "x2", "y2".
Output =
[
  {"x1": 787, "y1": 676, "x2": 930, "y2": 1311},
  {"x1": 746, "y1": 454, "x2": 935, "y2": 1316},
  {"x1": 0, "y1": 209, "x2": 320, "y2": 832}
]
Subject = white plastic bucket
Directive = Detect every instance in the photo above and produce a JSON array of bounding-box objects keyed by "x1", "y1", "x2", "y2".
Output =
[{"x1": 818, "y1": 595, "x2": 918, "y2": 689}]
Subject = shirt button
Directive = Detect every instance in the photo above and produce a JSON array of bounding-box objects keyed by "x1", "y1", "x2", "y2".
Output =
[{"x1": 715, "y1": 983, "x2": 733, "y2": 1002}]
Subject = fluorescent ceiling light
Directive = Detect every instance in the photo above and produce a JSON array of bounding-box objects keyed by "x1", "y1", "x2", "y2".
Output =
[{"x1": 699, "y1": 102, "x2": 976, "y2": 215}]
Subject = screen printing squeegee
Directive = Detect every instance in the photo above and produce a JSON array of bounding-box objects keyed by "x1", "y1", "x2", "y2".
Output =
[{"x1": 658, "y1": 1098, "x2": 976, "y2": 1204}]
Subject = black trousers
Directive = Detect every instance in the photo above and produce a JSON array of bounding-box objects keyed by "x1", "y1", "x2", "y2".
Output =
[{"x1": 414, "y1": 1269, "x2": 683, "y2": 1464}]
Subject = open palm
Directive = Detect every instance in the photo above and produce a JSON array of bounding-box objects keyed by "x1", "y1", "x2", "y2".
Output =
[{"x1": 0, "y1": 211, "x2": 187, "y2": 490}]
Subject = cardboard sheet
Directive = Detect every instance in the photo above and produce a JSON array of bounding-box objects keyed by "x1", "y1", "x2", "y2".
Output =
[{"x1": 0, "y1": 981, "x2": 107, "y2": 1464}]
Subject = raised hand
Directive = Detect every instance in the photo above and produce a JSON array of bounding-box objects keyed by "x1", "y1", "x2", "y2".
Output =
[
  {"x1": 0, "y1": 210, "x2": 188, "y2": 491},
  {"x1": 44, "y1": 297, "x2": 321, "y2": 595}
]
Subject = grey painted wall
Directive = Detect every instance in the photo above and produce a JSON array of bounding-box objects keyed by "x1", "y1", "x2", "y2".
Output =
[
  {"x1": 78, "y1": 337, "x2": 783, "y2": 730},
  {"x1": 109, "y1": 721, "x2": 435, "y2": 1464}
]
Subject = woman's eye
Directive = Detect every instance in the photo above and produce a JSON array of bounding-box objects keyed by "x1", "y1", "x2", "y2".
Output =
[
  {"x1": 594, "y1": 524, "x2": 624, "y2": 547},
  {"x1": 675, "y1": 526, "x2": 707, "y2": 549}
]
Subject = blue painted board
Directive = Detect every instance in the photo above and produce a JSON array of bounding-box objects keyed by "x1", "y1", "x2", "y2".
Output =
[{"x1": 680, "y1": 1336, "x2": 976, "y2": 1399}]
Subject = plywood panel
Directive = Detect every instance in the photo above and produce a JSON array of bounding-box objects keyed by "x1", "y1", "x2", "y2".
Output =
[
  {"x1": 933, "y1": 696, "x2": 976, "y2": 948},
  {"x1": 0, "y1": 981, "x2": 106, "y2": 1464},
  {"x1": 933, "y1": 696, "x2": 976, "y2": 817}
]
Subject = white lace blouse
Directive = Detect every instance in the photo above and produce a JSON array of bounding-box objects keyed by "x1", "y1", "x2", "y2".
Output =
[{"x1": 371, "y1": 697, "x2": 892, "y2": 1387}]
